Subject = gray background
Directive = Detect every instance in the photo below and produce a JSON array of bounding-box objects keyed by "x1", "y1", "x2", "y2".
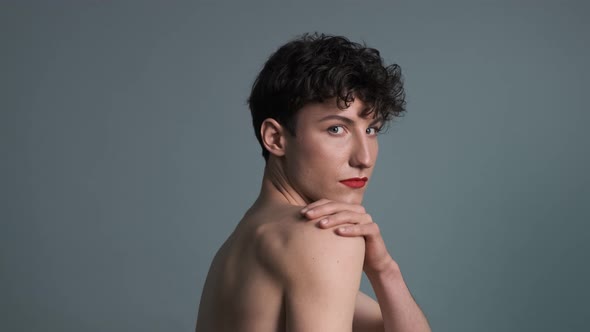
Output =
[{"x1": 2, "y1": 1, "x2": 589, "y2": 331}]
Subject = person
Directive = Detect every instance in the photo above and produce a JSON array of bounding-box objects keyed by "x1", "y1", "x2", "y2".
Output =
[{"x1": 195, "y1": 33, "x2": 431, "y2": 332}]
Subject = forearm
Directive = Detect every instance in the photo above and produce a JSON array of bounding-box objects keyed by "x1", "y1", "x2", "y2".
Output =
[{"x1": 367, "y1": 260, "x2": 431, "y2": 332}]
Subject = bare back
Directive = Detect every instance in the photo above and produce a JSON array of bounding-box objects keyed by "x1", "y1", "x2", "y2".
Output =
[
  {"x1": 195, "y1": 203, "x2": 367, "y2": 332},
  {"x1": 195, "y1": 205, "x2": 297, "y2": 332}
]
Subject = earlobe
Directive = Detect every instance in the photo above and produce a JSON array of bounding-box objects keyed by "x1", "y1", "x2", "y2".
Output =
[{"x1": 260, "y1": 118, "x2": 286, "y2": 157}]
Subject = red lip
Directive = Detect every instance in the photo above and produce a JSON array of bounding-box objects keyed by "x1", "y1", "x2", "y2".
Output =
[{"x1": 339, "y1": 177, "x2": 368, "y2": 188}]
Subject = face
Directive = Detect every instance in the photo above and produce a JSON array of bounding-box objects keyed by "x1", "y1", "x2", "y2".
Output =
[{"x1": 282, "y1": 98, "x2": 382, "y2": 205}]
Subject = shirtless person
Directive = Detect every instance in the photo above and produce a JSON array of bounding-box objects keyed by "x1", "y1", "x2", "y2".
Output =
[{"x1": 195, "y1": 33, "x2": 431, "y2": 332}]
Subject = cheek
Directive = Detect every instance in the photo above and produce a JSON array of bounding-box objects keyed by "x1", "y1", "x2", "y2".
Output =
[
  {"x1": 289, "y1": 135, "x2": 342, "y2": 179},
  {"x1": 294, "y1": 151, "x2": 326, "y2": 181},
  {"x1": 301, "y1": 137, "x2": 348, "y2": 171},
  {"x1": 293, "y1": 132, "x2": 329, "y2": 160}
]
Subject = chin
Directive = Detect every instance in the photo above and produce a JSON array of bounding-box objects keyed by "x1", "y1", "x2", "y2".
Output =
[
  {"x1": 346, "y1": 196, "x2": 364, "y2": 205},
  {"x1": 325, "y1": 192, "x2": 365, "y2": 205}
]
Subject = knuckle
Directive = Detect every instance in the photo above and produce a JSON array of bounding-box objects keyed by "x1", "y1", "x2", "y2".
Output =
[
  {"x1": 329, "y1": 213, "x2": 341, "y2": 223},
  {"x1": 372, "y1": 222, "x2": 380, "y2": 233}
]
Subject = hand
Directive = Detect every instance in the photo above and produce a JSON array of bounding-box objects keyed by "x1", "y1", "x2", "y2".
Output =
[{"x1": 300, "y1": 199, "x2": 398, "y2": 276}]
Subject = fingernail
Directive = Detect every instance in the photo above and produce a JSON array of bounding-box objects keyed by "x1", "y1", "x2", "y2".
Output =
[
  {"x1": 300, "y1": 208, "x2": 308, "y2": 214},
  {"x1": 320, "y1": 219, "x2": 328, "y2": 225},
  {"x1": 338, "y1": 227, "x2": 348, "y2": 233}
]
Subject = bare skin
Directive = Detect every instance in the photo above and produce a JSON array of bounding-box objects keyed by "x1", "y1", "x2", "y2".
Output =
[
  {"x1": 195, "y1": 99, "x2": 431, "y2": 332},
  {"x1": 195, "y1": 179, "x2": 384, "y2": 332}
]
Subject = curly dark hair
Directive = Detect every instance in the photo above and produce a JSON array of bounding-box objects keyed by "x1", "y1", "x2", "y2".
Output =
[{"x1": 248, "y1": 32, "x2": 406, "y2": 161}]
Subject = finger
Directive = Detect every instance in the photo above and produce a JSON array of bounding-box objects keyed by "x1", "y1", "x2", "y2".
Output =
[
  {"x1": 317, "y1": 211, "x2": 372, "y2": 228},
  {"x1": 300, "y1": 199, "x2": 332, "y2": 214},
  {"x1": 335, "y1": 222, "x2": 381, "y2": 237},
  {"x1": 303, "y1": 201, "x2": 366, "y2": 219}
]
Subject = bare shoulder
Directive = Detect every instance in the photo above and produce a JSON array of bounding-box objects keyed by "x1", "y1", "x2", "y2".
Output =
[
  {"x1": 250, "y1": 205, "x2": 365, "y2": 331},
  {"x1": 253, "y1": 205, "x2": 365, "y2": 284}
]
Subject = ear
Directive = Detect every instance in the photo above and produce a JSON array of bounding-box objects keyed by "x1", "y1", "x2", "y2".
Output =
[{"x1": 260, "y1": 118, "x2": 287, "y2": 157}]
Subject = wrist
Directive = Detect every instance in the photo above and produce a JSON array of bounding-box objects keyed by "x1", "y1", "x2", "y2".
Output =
[{"x1": 366, "y1": 257, "x2": 401, "y2": 280}]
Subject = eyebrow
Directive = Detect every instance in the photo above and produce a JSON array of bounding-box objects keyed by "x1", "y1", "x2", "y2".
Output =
[{"x1": 318, "y1": 114, "x2": 383, "y2": 127}]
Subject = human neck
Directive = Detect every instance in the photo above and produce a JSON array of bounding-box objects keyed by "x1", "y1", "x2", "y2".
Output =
[{"x1": 254, "y1": 157, "x2": 309, "y2": 208}]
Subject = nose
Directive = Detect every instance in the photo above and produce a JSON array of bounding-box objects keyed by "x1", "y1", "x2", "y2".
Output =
[{"x1": 349, "y1": 134, "x2": 375, "y2": 169}]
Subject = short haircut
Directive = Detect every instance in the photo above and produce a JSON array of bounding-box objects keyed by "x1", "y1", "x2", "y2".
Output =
[{"x1": 248, "y1": 32, "x2": 406, "y2": 161}]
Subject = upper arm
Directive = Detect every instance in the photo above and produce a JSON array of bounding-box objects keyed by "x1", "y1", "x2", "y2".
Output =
[
  {"x1": 280, "y1": 227, "x2": 365, "y2": 332},
  {"x1": 353, "y1": 291, "x2": 384, "y2": 332}
]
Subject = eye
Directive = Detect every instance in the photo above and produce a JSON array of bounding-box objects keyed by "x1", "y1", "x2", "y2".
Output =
[
  {"x1": 366, "y1": 127, "x2": 381, "y2": 135},
  {"x1": 328, "y1": 126, "x2": 344, "y2": 134}
]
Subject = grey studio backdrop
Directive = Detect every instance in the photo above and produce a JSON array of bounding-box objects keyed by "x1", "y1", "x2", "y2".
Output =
[{"x1": 1, "y1": 1, "x2": 589, "y2": 331}]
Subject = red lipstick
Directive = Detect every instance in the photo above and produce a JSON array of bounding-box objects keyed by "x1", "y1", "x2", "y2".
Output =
[{"x1": 339, "y1": 177, "x2": 368, "y2": 188}]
